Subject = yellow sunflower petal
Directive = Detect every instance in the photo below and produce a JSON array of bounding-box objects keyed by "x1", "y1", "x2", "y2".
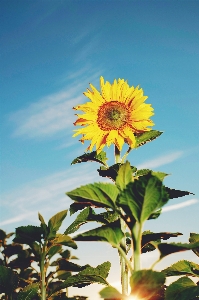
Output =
[{"x1": 120, "y1": 127, "x2": 136, "y2": 148}]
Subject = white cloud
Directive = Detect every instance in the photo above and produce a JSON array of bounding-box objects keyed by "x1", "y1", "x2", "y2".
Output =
[
  {"x1": 162, "y1": 198, "x2": 199, "y2": 212},
  {"x1": 137, "y1": 151, "x2": 184, "y2": 169}
]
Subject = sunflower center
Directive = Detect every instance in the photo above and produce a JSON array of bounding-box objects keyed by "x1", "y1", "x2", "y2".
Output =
[{"x1": 97, "y1": 101, "x2": 129, "y2": 130}]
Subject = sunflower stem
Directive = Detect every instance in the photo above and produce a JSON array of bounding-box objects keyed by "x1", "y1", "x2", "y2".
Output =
[{"x1": 114, "y1": 145, "x2": 129, "y2": 295}]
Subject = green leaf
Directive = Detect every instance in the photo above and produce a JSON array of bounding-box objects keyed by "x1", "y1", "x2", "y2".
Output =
[
  {"x1": 163, "y1": 260, "x2": 199, "y2": 277},
  {"x1": 0, "y1": 229, "x2": 6, "y2": 241},
  {"x1": 48, "y1": 210, "x2": 68, "y2": 239},
  {"x1": 117, "y1": 173, "x2": 169, "y2": 224},
  {"x1": 130, "y1": 270, "x2": 165, "y2": 299},
  {"x1": 65, "y1": 207, "x2": 94, "y2": 235},
  {"x1": 66, "y1": 183, "x2": 119, "y2": 209},
  {"x1": 48, "y1": 245, "x2": 62, "y2": 259},
  {"x1": 135, "y1": 130, "x2": 163, "y2": 147},
  {"x1": 115, "y1": 161, "x2": 132, "y2": 190},
  {"x1": 38, "y1": 212, "x2": 48, "y2": 237},
  {"x1": 142, "y1": 231, "x2": 182, "y2": 253},
  {"x1": 99, "y1": 286, "x2": 122, "y2": 299},
  {"x1": 71, "y1": 151, "x2": 108, "y2": 166},
  {"x1": 88, "y1": 211, "x2": 119, "y2": 224},
  {"x1": 56, "y1": 259, "x2": 84, "y2": 272},
  {"x1": 53, "y1": 235, "x2": 77, "y2": 249},
  {"x1": 17, "y1": 283, "x2": 39, "y2": 300},
  {"x1": 55, "y1": 270, "x2": 71, "y2": 280},
  {"x1": 50, "y1": 262, "x2": 110, "y2": 295},
  {"x1": 189, "y1": 233, "x2": 199, "y2": 257},
  {"x1": 135, "y1": 169, "x2": 169, "y2": 181},
  {"x1": 74, "y1": 221, "x2": 124, "y2": 248},
  {"x1": 165, "y1": 277, "x2": 199, "y2": 300},
  {"x1": 156, "y1": 241, "x2": 199, "y2": 259},
  {"x1": 0, "y1": 266, "x2": 19, "y2": 294},
  {"x1": 69, "y1": 203, "x2": 90, "y2": 216},
  {"x1": 13, "y1": 226, "x2": 43, "y2": 245},
  {"x1": 98, "y1": 164, "x2": 121, "y2": 181}
]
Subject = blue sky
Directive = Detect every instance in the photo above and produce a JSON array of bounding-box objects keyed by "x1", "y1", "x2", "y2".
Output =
[{"x1": 1, "y1": 1, "x2": 199, "y2": 298}]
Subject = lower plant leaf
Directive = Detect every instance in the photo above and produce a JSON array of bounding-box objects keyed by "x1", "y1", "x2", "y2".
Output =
[
  {"x1": 163, "y1": 260, "x2": 199, "y2": 277},
  {"x1": 189, "y1": 233, "x2": 199, "y2": 257},
  {"x1": 17, "y1": 283, "x2": 39, "y2": 300},
  {"x1": 0, "y1": 266, "x2": 19, "y2": 295},
  {"x1": 165, "y1": 277, "x2": 199, "y2": 300},
  {"x1": 156, "y1": 241, "x2": 199, "y2": 259},
  {"x1": 99, "y1": 286, "x2": 122, "y2": 299}
]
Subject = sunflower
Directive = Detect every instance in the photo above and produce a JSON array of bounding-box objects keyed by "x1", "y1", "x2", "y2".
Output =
[{"x1": 73, "y1": 76, "x2": 154, "y2": 153}]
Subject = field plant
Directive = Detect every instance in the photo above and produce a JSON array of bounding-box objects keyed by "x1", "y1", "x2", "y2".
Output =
[{"x1": 1, "y1": 77, "x2": 199, "y2": 300}]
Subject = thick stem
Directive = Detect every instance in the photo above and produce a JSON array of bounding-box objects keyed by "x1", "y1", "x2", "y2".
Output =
[
  {"x1": 40, "y1": 243, "x2": 47, "y2": 300},
  {"x1": 132, "y1": 222, "x2": 143, "y2": 272}
]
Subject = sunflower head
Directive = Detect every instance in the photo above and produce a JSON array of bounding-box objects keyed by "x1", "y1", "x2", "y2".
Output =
[{"x1": 73, "y1": 76, "x2": 154, "y2": 153}]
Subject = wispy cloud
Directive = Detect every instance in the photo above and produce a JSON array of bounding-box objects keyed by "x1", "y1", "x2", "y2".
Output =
[
  {"x1": 137, "y1": 151, "x2": 184, "y2": 169},
  {"x1": 0, "y1": 164, "x2": 107, "y2": 230},
  {"x1": 162, "y1": 199, "x2": 199, "y2": 213},
  {"x1": 8, "y1": 69, "x2": 102, "y2": 139}
]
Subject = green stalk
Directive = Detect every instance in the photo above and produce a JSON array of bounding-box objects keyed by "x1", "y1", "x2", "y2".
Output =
[
  {"x1": 40, "y1": 242, "x2": 47, "y2": 300},
  {"x1": 114, "y1": 146, "x2": 129, "y2": 295},
  {"x1": 132, "y1": 222, "x2": 143, "y2": 272}
]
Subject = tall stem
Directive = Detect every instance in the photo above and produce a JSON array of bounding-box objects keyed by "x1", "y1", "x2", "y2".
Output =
[
  {"x1": 40, "y1": 242, "x2": 47, "y2": 300},
  {"x1": 132, "y1": 222, "x2": 142, "y2": 272},
  {"x1": 114, "y1": 146, "x2": 129, "y2": 295}
]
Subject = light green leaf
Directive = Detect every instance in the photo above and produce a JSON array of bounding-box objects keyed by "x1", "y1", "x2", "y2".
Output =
[
  {"x1": 71, "y1": 151, "x2": 108, "y2": 166},
  {"x1": 74, "y1": 221, "x2": 124, "y2": 248},
  {"x1": 48, "y1": 210, "x2": 68, "y2": 239},
  {"x1": 99, "y1": 286, "x2": 122, "y2": 299},
  {"x1": 163, "y1": 260, "x2": 199, "y2": 277},
  {"x1": 165, "y1": 277, "x2": 199, "y2": 300},
  {"x1": 135, "y1": 169, "x2": 169, "y2": 181},
  {"x1": 115, "y1": 161, "x2": 132, "y2": 190},
  {"x1": 117, "y1": 173, "x2": 169, "y2": 223},
  {"x1": 17, "y1": 283, "x2": 39, "y2": 300},
  {"x1": 66, "y1": 183, "x2": 119, "y2": 209},
  {"x1": 135, "y1": 130, "x2": 163, "y2": 148},
  {"x1": 130, "y1": 270, "x2": 165, "y2": 299},
  {"x1": 0, "y1": 266, "x2": 19, "y2": 294},
  {"x1": 48, "y1": 245, "x2": 62, "y2": 259}
]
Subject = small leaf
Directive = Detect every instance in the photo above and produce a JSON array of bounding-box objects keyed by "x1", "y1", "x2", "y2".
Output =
[
  {"x1": 13, "y1": 226, "x2": 43, "y2": 245},
  {"x1": 53, "y1": 235, "x2": 77, "y2": 249},
  {"x1": 0, "y1": 266, "x2": 19, "y2": 294},
  {"x1": 17, "y1": 283, "x2": 39, "y2": 300},
  {"x1": 99, "y1": 286, "x2": 122, "y2": 299},
  {"x1": 97, "y1": 163, "x2": 121, "y2": 181},
  {"x1": 48, "y1": 245, "x2": 62, "y2": 259},
  {"x1": 69, "y1": 203, "x2": 90, "y2": 216},
  {"x1": 74, "y1": 221, "x2": 124, "y2": 248},
  {"x1": 71, "y1": 151, "x2": 108, "y2": 166},
  {"x1": 163, "y1": 260, "x2": 199, "y2": 277},
  {"x1": 135, "y1": 169, "x2": 169, "y2": 181},
  {"x1": 115, "y1": 161, "x2": 132, "y2": 191},
  {"x1": 66, "y1": 183, "x2": 119, "y2": 209},
  {"x1": 165, "y1": 277, "x2": 199, "y2": 300},
  {"x1": 130, "y1": 270, "x2": 165, "y2": 299},
  {"x1": 165, "y1": 187, "x2": 194, "y2": 199},
  {"x1": 135, "y1": 130, "x2": 163, "y2": 147},
  {"x1": 55, "y1": 270, "x2": 71, "y2": 280},
  {"x1": 65, "y1": 207, "x2": 94, "y2": 235},
  {"x1": 56, "y1": 259, "x2": 84, "y2": 272},
  {"x1": 0, "y1": 229, "x2": 6, "y2": 241},
  {"x1": 48, "y1": 210, "x2": 68, "y2": 239}
]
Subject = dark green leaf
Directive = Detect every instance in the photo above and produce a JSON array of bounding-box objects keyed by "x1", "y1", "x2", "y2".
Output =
[
  {"x1": 17, "y1": 283, "x2": 39, "y2": 300},
  {"x1": 66, "y1": 183, "x2": 119, "y2": 209},
  {"x1": 71, "y1": 151, "x2": 108, "y2": 166},
  {"x1": 117, "y1": 173, "x2": 169, "y2": 224},
  {"x1": 115, "y1": 161, "x2": 132, "y2": 191},
  {"x1": 165, "y1": 187, "x2": 194, "y2": 199},
  {"x1": 156, "y1": 241, "x2": 199, "y2": 259},
  {"x1": 97, "y1": 164, "x2": 121, "y2": 181},
  {"x1": 74, "y1": 221, "x2": 124, "y2": 248},
  {"x1": 99, "y1": 286, "x2": 122, "y2": 299},
  {"x1": 163, "y1": 260, "x2": 199, "y2": 277},
  {"x1": 2, "y1": 244, "x2": 23, "y2": 257},
  {"x1": 55, "y1": 270, "x2": 71, "y2": 280},
  {"x1": 0, "y1": 229, "x2": 6, "y2": 241},
  {"x1": 13, "y1": 226, "x2": 43, "y2": 245},
  {"x1": 48, "y1": 245, "x2": 62, "y2": 259},
  {"x1": 56, "y1": 259, "x2": 84, "y2": 272},
  {"x1": 60, "y1": 249, "x2": 71, "y2": 259},
  {"x1": 165, "y1": 277, "x2": 199, "y2": 300},
  {"x1": 130, "y1": 270, "x2": 165, "y2": 299},
  {"x1": 135, "y1": 130, "x2": 163, "y2": 147},
  {"x1": 0, "y1": 266, "x2": 19, "y2": 294},
  {"x1": 69, "y1": 203, "x2": 90, "y2": 216},
  {"x1": 142, "y1": 231, "x2": 182, "y2": 253},
  {"x1": 48, "y1": 210, "x2": 68, "y2": 239}
]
